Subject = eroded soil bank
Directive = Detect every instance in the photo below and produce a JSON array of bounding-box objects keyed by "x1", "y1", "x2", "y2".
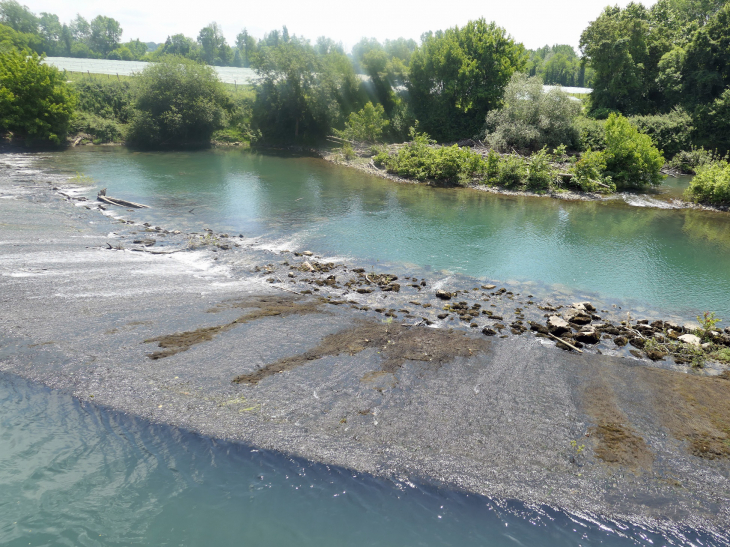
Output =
[{"x1": 1, "y1": 156, "x2": 729, "y2": 539}]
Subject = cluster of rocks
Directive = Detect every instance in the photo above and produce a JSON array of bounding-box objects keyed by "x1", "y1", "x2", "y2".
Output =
[{"x1": 523, "y1": 302, "x2": 730, "y2": 363}]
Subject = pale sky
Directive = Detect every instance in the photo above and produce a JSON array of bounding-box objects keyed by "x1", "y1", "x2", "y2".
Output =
[{"x1": 24, "y1": 0, "x2": 657, "y2": 52}]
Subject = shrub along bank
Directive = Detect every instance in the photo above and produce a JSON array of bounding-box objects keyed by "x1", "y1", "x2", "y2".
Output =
[{"x1": 372, "y1": 113, "x2": 664, "y2": 194}]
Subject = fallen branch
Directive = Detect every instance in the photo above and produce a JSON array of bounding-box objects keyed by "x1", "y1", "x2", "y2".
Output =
[
  {"x1": 548, "y1": 332, "x2": 583, "y2": 353},
  {"x1": 97, "y1": 195, "x2": 150, "y2": 209}
]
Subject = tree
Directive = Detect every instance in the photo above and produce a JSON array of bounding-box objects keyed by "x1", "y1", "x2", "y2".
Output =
[
  {"x1": 484, "y1": 73, "x2": 582, "y2": 151},
  {"x1": 127, "y1": 56, "x2": 232, "y2": 148},
  {"x1": 37, "y1": 12, "x2": 61, "y2": 54},
  {"x1": 235, "y1": 28, "x2": 257, "y2": 67},
  {"x1": 0, "y1": 49, "x2": 76, "y2": 144},
  {"x1": 580, "y1": 4, "x2": 660, "y2": 115},
  {"x1": 408, "y1": 18, "x2": 526, "y2": 141},
  {"x1": 0, "y1": 22, "x2": 42, "y2": 53},
  {"x1": 252, "y1": 39, "x2": 362, "y2": 143},
  {"x1": 0, "y1": 0, "x2": 37, "y2": 34},
  {"x1": 681, "y1": 3, "x2": 730, "y2": 107},
  {"x1": 69, "y1": 14, "x2": 90, "y2": 44},
  {"x1": 197, "y1": 22, "x2": 231, "y2": 66},
  {"x1": 158, "y1": 34, "x2": 199, "y2": 59},
  {"x1": 89, "y1": 15, "x2": 122, "y2": 56}
]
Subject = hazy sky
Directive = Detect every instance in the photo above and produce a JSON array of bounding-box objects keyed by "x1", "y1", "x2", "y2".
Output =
[{"x1": 24, "y1": 0, "x2": 656, "y2": 51}]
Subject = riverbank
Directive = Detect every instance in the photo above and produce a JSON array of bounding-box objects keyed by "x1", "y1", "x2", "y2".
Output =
[
  {"x1": 1, "y1": 152, "x2": 729, "y2": 539},
  {"x1": 320, "y1": 144, "x2": 730, "y2": 213}
]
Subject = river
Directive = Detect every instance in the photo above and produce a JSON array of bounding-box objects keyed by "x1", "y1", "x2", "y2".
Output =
[{"x1": 2, "y1": 147, "x2": 729, "y2": 546}]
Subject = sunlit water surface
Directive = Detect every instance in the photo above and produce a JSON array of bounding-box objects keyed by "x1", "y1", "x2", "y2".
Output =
[
  {"x1": 0, "y1": 373, "x2": 722, "y2": 546},
  {"x1": 41, "y1": 147, "x2": 730, "y2": 320}
]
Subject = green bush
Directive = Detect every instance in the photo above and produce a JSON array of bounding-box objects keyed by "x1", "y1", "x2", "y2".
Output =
[
  {"x1": 693, "y1": 89, "x2": 730, "y2": 157},
  {"x1": 603, "y1": 113, "x2": 664, "y2": 189},
  {"x1": 525, "y1": 147, "x2": 556, "y2": 190},
  {"x1": 668, "y1": 146, "x2": 720, "y2": 174},
  {"x1": 684, "y1": 160, "x2": 730, "y2": 206},
  {"x1": 72, "y1": 80, "x2": 134, "y2": 123},
  {"x1": 127, "y1": 56, "x2": 231, "y2": 149},
  {"x1": 576, "y1": 117, "x2": 605, "y2": 151},
  {"x1": 629, "y1": 107, "x2": 693, "y2": 159},
  {"x1": 483, "y1": 149, "x2": 500, "y2": 185},
  {"x1": 376, "y1": 130, "x2": 485, "y2": 184},
  {"x1": 337, "y1": 102, "x2": 389, "y2": 143},
  {"x1": 570, "y1": 149, "x2": 615, "y2": 192},
  {"x1": 0, "y1": 49, "x2": 76, "y2": 144},
  {"x1": 497, "y1": 154, "x2": 527, "y2": 187},
  {"x1": 69, "y1": 111, "x2": 125, "y2": 142},
  {"x1": 484, "y1": 73, "x2": 581, "y2": 152}
]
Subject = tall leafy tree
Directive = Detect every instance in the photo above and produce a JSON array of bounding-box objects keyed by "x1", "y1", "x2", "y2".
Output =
[
  {"x1": 408, "y1": 18, "x2": 526, "y2": 141},
  {"x1": 89, "y1": 15, "x2": 122, "y2": 56},
  {"x1": 252, "y1": 37, "x2": 362, "y2": 143},
  {"x1": 197, "y1": 22, "x2": 232, "y2": 66},
  {"x1": 0, "y1": 0, "x2": 37, "y2": 34},
  {"x1": 235, "y1": 28, "x2": 257, "y2": 67},
  {"x1": 0, "y1": 49, "x2": 76, "y2": 144}
]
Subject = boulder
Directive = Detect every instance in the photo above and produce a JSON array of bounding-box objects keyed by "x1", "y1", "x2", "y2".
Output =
[
  {"x1": 563, "y1": 308, "x2": 592, "y2": 325},
  {"x1": 435, "y1": 290, "x2": 452, "y2": 300},
  {"x1": 571, "y1": 301, "x2": 596, "y2": 312},
  {"x1": 574, "y1": 327, "x2": 600, "y2": 344},
  {"x1": 679, "y1": 333, "x2": 701, "y2": 347},
  {"x1": 614, "y1": 336, "x2": 628, "y2": 347},
  {"x1": 629, "y1": 337, "x2": 646, "y2": 349},
  {"x1": 529, "y1": 322, "x2": 549, "y2": 335},
  {"x1": 645, "y1": 348, "x2": 668, "y2": 361},
  {"x1": 547, "y1": 315, "x2": 570, "y2": 335},
  {"x1": 482, "y1": 327, "x2": 497, "y2": 336},
  {"x1": 481, "y1": 284, "x2": 496, "y2": 290}
]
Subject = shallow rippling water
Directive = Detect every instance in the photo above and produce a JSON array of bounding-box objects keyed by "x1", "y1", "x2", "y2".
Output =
[
  {"x1": 0, "y1": 372, "x2": 722, "y2": 546},
  {"x1": 40, "y1": 147, "x2": 730, "y2": 320}
]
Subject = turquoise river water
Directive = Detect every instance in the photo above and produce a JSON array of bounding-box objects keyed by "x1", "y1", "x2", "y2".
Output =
[
  {"x1": 44, "y1": 147, "x2": 730, "y2": 320},
  {"x1": 0, "y1": 373, "x2": 721, "y2": 546},
  {"x1": 3, "y1": 148, "x2": 729, "y2": 545}
]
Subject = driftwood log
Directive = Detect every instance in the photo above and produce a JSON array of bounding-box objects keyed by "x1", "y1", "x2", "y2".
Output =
[
  {"x1": 97, "y1": 195, "x2": 150, "y2": 209},
  {"x1": 548, "y1": 332, "x2": 584, "y2": 353}
]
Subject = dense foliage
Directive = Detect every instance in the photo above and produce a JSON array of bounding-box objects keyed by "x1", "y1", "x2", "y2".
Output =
[
  {"x1": 684, "y1": 159, "x2": 730, "y2": 205},
  {"x1": 0, "y1": 49, "x2": 76, "y2": 144},
  {"x1": 580, "y1": 0, "x2": 730, "y2": 154},
  {"x1": 250, "y1": 37, "x2": 363, "y2": 144},
  {"x1": 483, "y1": 73, "x2": 581, "y2": 152},
  {"x1": 603, "y1": 113, "x2": 665, "y2": 188},
  {"x1": 526, "y1": 44, "x2": 594, "y2": 87},
  {"x1": 408, "y1": 18, "x2": 526, "y2": 141},
  {"x1": 126, "y1": 57, "x2": 232, "y2": 148},
  {"x1": 336, "y1": 102, "x2": 389, "y2": 143}
]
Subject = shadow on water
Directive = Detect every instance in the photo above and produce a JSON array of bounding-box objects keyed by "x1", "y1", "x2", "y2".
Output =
[{"x1": 1, "y1": 372, "x2": 726, "y2": 546}]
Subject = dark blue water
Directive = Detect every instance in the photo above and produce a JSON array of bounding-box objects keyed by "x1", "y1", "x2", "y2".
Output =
[{"x1": 0, "y1": 372, "x2": 724, "y2": 546}]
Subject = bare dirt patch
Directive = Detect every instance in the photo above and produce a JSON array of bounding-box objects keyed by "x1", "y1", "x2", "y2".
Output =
[
  {"x1": 232, "y1": 320, "x2": 491, "y2": 385},
  {"x1": 144, "y1": 295, "x2": 323, "y2": 360}
]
